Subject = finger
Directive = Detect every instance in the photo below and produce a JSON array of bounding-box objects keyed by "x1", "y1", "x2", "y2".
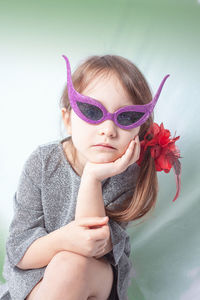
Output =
[
  {"x1": 95, "y1": 240, "x2": 106, "y2": 248},
  {"x1": 86, "y1": 226, "x2": 108, "y2": 241},
  {"x1": 118, "y1": 140, "x2": 135, "y2": 166},
  {"x1": 89, "y1": 222, "x2": 109, "y2": 229},
  {"x1": 95, "y1": 245, "x2": 106, "y2": 256},
  {"x1": 121, "y1": 136, "x2": 141, "y2": 168},
  {"x1": 78, "y1": 216, "x2": 109, "y2": 227},
  {"x1": 96, "y1": 242, "x2": 107, "y2": 253},
  {"x1": 129, "y1": 136, "x2": 141, "y2": 164},
  {"x1": 135, "y1": 135, "x2": 141, "y2": 160},
  {"x1": 109, "y1": 140, "x2": 134, "y2": 174}
]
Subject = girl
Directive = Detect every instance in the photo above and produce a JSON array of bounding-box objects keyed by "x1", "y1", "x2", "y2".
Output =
[{"x1": 0, "y1": 54, "x2": 181, "y2": 300}]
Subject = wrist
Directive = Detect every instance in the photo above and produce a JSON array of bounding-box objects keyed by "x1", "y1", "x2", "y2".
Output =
[
  {"x1": 81, "y1": 168, "x2": 101, "y2": 184},
  {"x1": 50, "y1": 227, "x2": 66, "y2": 253}
]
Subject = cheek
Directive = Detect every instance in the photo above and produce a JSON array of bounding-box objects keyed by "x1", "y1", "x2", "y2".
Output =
[
  {"x1": 122, "y1": 126, "x2": 140, "y2": 141},
  {"x1": 119, "y1": 127, "x2": 140, "y2": 152},
  {"x1": 71, "y1": 113, "x2": 87, "y2": 132},
  {"x1": 131, "y1": 126, "x2": 140, "y2": 138},
  {"x1": 71, "y1": 114, "x2": 94, "y2": 141}
]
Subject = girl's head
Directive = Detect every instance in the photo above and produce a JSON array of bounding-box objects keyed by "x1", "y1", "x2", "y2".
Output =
[
  {"x1": 59, "y1": 54, "x2": 164, "y2": 223},
  {"x1": 60, "y1": 55, "x2": 161, "y2": 171},
  {"x1": 61, "y1": 54, "x2": 154, "y2": 132}
]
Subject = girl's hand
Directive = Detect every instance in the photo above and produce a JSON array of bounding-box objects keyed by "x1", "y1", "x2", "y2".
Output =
[
  {"x1": 83, "y1": 135, "x2": 140, "y2": 182},
  {"x1": 57, "y1": 216, "x2": 110, "y2": 258}
]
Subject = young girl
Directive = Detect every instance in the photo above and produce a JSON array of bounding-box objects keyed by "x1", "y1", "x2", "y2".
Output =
[{"x1": 0, "y1": 54, "x2": 181, "y2": 300}]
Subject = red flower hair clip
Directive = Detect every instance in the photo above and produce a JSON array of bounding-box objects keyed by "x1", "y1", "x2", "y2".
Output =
[{"x1": 137, "y1": 122, "x2": 182, "y2": 202}]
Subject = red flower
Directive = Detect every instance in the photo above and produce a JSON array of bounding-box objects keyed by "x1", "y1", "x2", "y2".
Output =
[{"x1": 137, "y1": 122, "x2": 182, "y2": 201}]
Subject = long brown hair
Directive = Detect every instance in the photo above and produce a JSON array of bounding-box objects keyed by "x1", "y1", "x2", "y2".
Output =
[{"x1": 59, "y1": 55, "x2": 158, "y2": 225}]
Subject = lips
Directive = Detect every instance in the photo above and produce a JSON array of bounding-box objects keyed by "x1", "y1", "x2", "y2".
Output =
[{"x1": 93, "y1": 143, "x2": 116, "y2": 149}]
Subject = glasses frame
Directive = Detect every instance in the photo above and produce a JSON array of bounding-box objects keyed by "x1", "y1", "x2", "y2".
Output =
[{"x1": 62, "y1": 55, "x2": 170, "y2": 130}]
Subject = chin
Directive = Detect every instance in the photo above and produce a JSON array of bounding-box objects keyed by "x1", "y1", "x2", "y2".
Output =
[{"x1": 89, "y1": 154, "x2": 118, "y2": 164}]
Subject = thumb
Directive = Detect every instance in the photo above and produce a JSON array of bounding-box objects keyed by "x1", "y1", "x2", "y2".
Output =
[{"x1": 78, "y1": 216, "x2": 109, "y2": 227}]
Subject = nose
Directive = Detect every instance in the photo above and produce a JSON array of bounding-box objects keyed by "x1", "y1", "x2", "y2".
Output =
[{"x1": 98, "y1": 119, "x2": 117, "y2": 137}]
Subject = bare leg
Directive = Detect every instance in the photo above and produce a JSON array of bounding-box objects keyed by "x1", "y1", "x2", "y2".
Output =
[{"x1": 26, "y1": 251, "x2": 113, "y2": 300}]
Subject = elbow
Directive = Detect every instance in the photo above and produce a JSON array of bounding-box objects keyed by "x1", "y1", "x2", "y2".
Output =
[
  {"x1": 16, "y1": 258, "x2": 28, "y2": 270},
  {"x1": 16, "y1": 260, "x2": 25, "y2": 270}
]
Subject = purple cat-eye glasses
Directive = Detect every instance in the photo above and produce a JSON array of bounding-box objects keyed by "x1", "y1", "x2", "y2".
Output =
[{"x1": 62, "y1": 55, "x2": 170, "y2": 130}]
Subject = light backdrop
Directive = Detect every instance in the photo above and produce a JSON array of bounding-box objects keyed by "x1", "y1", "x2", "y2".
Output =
[{"x1": 0, "y1": 1, "x2": 200, "y2": 299}]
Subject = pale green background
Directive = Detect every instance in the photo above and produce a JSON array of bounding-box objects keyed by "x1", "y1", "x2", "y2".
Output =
[{"x1": 0, "y1": 1, "x2": 200, "y2": 299}]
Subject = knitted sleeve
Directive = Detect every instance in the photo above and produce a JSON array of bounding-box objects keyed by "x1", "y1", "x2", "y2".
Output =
[{"x1": 6, "y1": 146, "x2": 48, "y2": 267}]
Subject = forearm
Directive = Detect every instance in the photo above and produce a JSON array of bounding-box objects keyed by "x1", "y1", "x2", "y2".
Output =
[
  {"x1": 17, "y1": 174, "x2": 109, "y2": 270},
  {"x1": 75, "y1": 172, "x2": 106, "y2": 219},
  {"x1": 75, "y1": 172, "x2": 112, "y2": 257},
  {"x1": 16, "y1": 228, "x2": 62, "y2": 270}
]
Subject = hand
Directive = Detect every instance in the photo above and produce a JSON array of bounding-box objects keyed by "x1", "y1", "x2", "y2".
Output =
[
  {"x1": 83, "y1": 135, "x2": 140, "y2": 182},
  {"x1": 94, "y1": 236, "x2": 113, "y2": 259},
  {"x1": 57, "y1": 216, "x2": 110, "y2": 258}
]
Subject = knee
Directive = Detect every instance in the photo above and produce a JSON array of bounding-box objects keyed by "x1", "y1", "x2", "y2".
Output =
[{"x1": 45, "y1": 251, "x2": 89, "y2": 280}]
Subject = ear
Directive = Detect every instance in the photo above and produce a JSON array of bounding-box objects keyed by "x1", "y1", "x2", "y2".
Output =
[{"x1": 61, "y1": 108, "x2": 72, "y2": 135}]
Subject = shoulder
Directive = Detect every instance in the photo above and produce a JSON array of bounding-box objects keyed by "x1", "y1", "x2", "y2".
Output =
[
  {"x1": 38, "y1": 139, "x2": 62, "y2": 161},
  {"x1": 21, "y1": 139, "x2": 67, "y2": 184},
  {"x1": 23, "y1": 139, "x2": 61, "y2": 168}
]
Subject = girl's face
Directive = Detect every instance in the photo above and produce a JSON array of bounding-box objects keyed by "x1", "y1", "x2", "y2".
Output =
[{"x1": 62, "y1": 73, "x2": 140, "y2": 175}]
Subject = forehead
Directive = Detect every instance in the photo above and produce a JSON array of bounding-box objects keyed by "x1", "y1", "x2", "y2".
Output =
[{"x1": 81, "y1": 72, "x2": 135, "y2": 107}]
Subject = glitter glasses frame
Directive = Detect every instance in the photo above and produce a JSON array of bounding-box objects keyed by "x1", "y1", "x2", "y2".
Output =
[{"x1": 63, "y1": 55, "x2": 170, "y2": 130}]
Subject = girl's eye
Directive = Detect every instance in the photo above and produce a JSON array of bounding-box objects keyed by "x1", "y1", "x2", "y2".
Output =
[
  {"x1": 77, "y1": 102, "x2": 103, "y2": 120},
  {"x1": 117, "y1": 111, "x2": 145, "y2": 125}
]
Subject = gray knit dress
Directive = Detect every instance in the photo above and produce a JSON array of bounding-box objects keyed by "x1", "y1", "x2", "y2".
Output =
[{"x1": 0, "y1": 136, "x2": 140, "y2": 300}]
